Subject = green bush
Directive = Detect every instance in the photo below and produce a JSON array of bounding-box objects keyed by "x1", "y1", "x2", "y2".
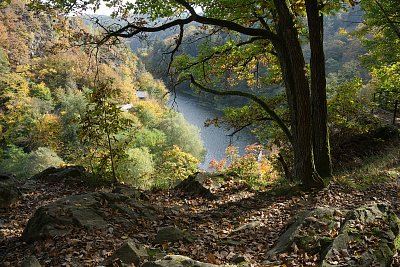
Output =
[
  {"x1": 157, "y1": 112, "x2": 205, "y2": 160},
  {"x1": 154, "y1": 145, "x2": 199, "y2": 188},
  {"x1": 0, "y1": 146, "x2": 64, "y2": 179},
  {"x1": 132, "y1": 128, "x2": 166, "y2": 153},
  {"x1": 328, "y1": 78, "x2": 375, "y2": 133},
  {"x1": 116, "y1": 147, "x2": 155, "y2": 188}
]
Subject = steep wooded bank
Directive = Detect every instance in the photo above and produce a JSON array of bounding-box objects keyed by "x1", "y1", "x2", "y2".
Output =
[{"x1": 0, "y1": 0, "x2": 205, "y2": 187}]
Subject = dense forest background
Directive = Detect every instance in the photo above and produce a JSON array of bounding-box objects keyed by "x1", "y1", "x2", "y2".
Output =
[
  {"x1": 0, "y1": 0, "x2": 206, "y2": 187},
  {"x1": 1, "y1": 0, "x2": 400, "y2": 266},
  {"x1": 0, "y1": 0, "x2": 399, "y2": 188}
]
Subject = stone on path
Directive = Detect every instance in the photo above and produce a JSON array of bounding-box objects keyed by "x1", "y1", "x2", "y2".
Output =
[
  {"x1": 266, "y1": 203, "x2": 400, "y2": 267},
  {"x1": 142, "y1": 255, "x2": 236, "y2": 267},
  {"x1": 175, "y1": 173, "x2": 222, "y2": 199},
  {"x1": 31, "y1": 166, "x2": 87, "y2": 184},
  {"x1": 0, "y1": 173, "x2": 20, "y2": 208},
  {"x1": 21, "y1": 255, "x2": 41, "y2": 267},
  {"x1": 103, "y1": 240, "x2": 148, "y2": 266},
  {"x1": 154, "y1": 226, "x2": 194, "y2": 244}
]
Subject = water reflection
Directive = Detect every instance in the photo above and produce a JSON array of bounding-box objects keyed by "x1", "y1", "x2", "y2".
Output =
[{"x1": 169, "y1": 93, "x2": 256, "y2": 169}]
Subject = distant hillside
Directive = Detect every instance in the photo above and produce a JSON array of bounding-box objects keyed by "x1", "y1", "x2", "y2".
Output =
[
  {"x1": 108, "y1": 8, "x2": 366, "y2": 109},
  {"x1": 0, "y1": 0, "x2": 205, "y2": 187}
]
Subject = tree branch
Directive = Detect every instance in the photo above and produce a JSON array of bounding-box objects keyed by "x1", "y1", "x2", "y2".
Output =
[
  {"x1": 188, "y1": 9, "x2": 278, "y2": 41},
  {"x1": 183, "y1": 37, "x2": 275, "y2": 71},
  {"x1": 96, "y1": 17, "x2": 195, "y2": 45},
  {"x1": 94, "y1": 0, "x2": 279, "y2": 46},
  {"x1": 373, "y1": 0, "x2": 400, "y2": 40},
  {"x1": 190, "y1": 75, "x2": 292, "y2": 143},
  {"x1": 164, "y1": 23, "x2": 185, "y2": 74},
  {"x1": 227, "y1": 116, "x2": 274, "y2": 137}
]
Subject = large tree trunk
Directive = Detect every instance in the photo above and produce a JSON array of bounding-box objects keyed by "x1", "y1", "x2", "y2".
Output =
[
  {"x1": 273, "y1": 0, "x2": 324, "y2": 189},
  {"x1": 306, "y1": 0, "x2": 332, "y2": 178}
]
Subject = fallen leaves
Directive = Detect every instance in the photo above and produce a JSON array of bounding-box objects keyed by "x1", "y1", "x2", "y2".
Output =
[{"x1": 1, "y1": 176, "x2": 400, "y2": 266}]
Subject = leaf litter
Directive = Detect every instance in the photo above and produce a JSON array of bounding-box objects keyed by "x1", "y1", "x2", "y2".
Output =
[{"x1": 1, "y1": 176, "x2": 400, "y2": 266}]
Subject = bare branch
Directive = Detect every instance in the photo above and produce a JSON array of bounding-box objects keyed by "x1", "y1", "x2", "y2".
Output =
[
  {"x1": 227, "y1": 116, "x2": 274, "y2": 137},
  {"x1": 164, "y1": 24, "x2": 185, "y2": 74}
]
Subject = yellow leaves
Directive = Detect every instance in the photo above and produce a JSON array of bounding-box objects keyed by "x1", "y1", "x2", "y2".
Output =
[
  {"x1": 338, "y1": 27, "x2": 348, "y2": 36},
  {"x1": 330, "y1": 229, "x2": 339, "y2": 238},
  {"x1": 207, "y1": 252, "x2": 220, "y2": 264},
  {"x1": 348, "y1": 0, "x2": 356, "y2": 7},
  {"x1": 30, "y1": 113, "x2": 63, "y2": 151},
  {"x1": 291, "y1": 0, "x2": 306, "y2": 15}
]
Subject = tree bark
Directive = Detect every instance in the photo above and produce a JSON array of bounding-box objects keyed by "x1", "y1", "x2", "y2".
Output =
[
  {"x1": 306, "y1": 0, "x2": 332, "y2": 178},
  {"x1": 273, "y1": 0, "x2": 324, "y2": 189}
]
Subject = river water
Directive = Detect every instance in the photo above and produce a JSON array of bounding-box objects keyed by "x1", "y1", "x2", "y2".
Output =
[{"x1": 169, "y1": 93, "x2": 256, "y2": 169}]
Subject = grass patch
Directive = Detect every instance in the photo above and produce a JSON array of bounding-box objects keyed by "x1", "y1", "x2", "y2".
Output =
[{"x1": 334, "y1": 141, "x2": 400, "y2": 190}]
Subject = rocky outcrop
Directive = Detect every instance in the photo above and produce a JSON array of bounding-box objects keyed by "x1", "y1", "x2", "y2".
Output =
[
  {"x1": 265, "y1": 204, "x2": 400, "y2": 267},
  {"x1": 175, "y1": 173, "x2": 222, "y2": 199},
  {"x1": 321, "y1": 204, "x2": 400, "y2": 267},
  {"x1": 22, "y1": 187, "x2": 156, "y2": 242},
  {"x1": 31, "y1": 166, "x2": 87, "y2": 184},
  {"x1": 0, "y1": 173, "x2": 20, "y2": 208},
  {"x1": 142, "y1": 255, "x2": 236, "y2": 267}
]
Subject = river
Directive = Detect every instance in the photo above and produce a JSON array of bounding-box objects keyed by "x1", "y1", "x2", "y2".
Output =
[{"x1": 169, "y1": 93, "x2": 256, "y2": 169}]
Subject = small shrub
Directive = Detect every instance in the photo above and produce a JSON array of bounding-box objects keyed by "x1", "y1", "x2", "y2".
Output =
[
  {"x1": 154, "y1": 145, "x2": 199, "y2": 187},
  {"x1": 0, "y1": 146, "x2": 64, "y2": 179},
  {"x1": 209, "y1": 144, "x2": 278, "y2": 188},
  {"x1": 117, "y1": 147, "x2": 155, "y2": 188}
]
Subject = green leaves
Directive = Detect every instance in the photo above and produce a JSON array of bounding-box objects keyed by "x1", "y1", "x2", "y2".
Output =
[{"x1": 80, "y1": 81, "x2": 132, "y2": 182}]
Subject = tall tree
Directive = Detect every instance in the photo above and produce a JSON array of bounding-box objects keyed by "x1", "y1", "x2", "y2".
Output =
[
  {"x1": 306, "y1": 0, "x2": 332, "y2": 178},
  {"x1": 31, "y1": 0, "x2": 347, "y2": 189}
]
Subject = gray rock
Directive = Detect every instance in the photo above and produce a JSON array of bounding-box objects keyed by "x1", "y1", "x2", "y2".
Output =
[
  {"x1": 142, "y1": 255, "x2": 235, "y2": 267},
  {"x1": 265, "y1": 210, "x2": 311, "y2": 258},
  {"x1": 266, "y1": 204, "x2": 400, "y2": 267},
  {"x1": 112, "y1": 186, "x2": 143, "y2": 200},
  {"x1": 22, "y1": 190, "x2": 157, "y2": 242},
  {"x1": 104, "y1": 240, "x2": 148, "y2": 266},
  {"x1": 175, "y1": 173, "x2": 221, "y2": 199},
  {"x1": 321, "y1": 203, "x2": 400, "y2": 267},
  {"x1": 21, "y1": 255, "x2": 41, "y2": 267},
  {"x1": 31, "y1": 166, "x2": 86, "y2": 183},
  {"x1": 154, "y1": 226, "x2": 194, "y2": 244},
  {"x1": 232, "y1": 221, "x2": 262, "y2": 233}
]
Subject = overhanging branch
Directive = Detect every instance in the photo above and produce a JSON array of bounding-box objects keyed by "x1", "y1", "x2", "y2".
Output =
[
  {"x1": 190, "y1": 75, "x2": 292, "y2": 143},
  {"x1": 227, "y1": 116, "x2": 275, "y2": 137},
  {"x1": 94, "y1": 0, "x2": 279, "y2": 46},
  {"x1": 164, "y1": 23, "x2": 185, "y2": 74},
  {"x1": 174, "y1": 0, "x2": 278, "y2": 41},
  {"x1": 183, "y1": 36, "x2": 274, "y2": 71}
]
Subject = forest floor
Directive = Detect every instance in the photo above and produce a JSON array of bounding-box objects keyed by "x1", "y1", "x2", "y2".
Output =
[{"x1": 1, "y1": 145, "x2": 400, "y2": 267}]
